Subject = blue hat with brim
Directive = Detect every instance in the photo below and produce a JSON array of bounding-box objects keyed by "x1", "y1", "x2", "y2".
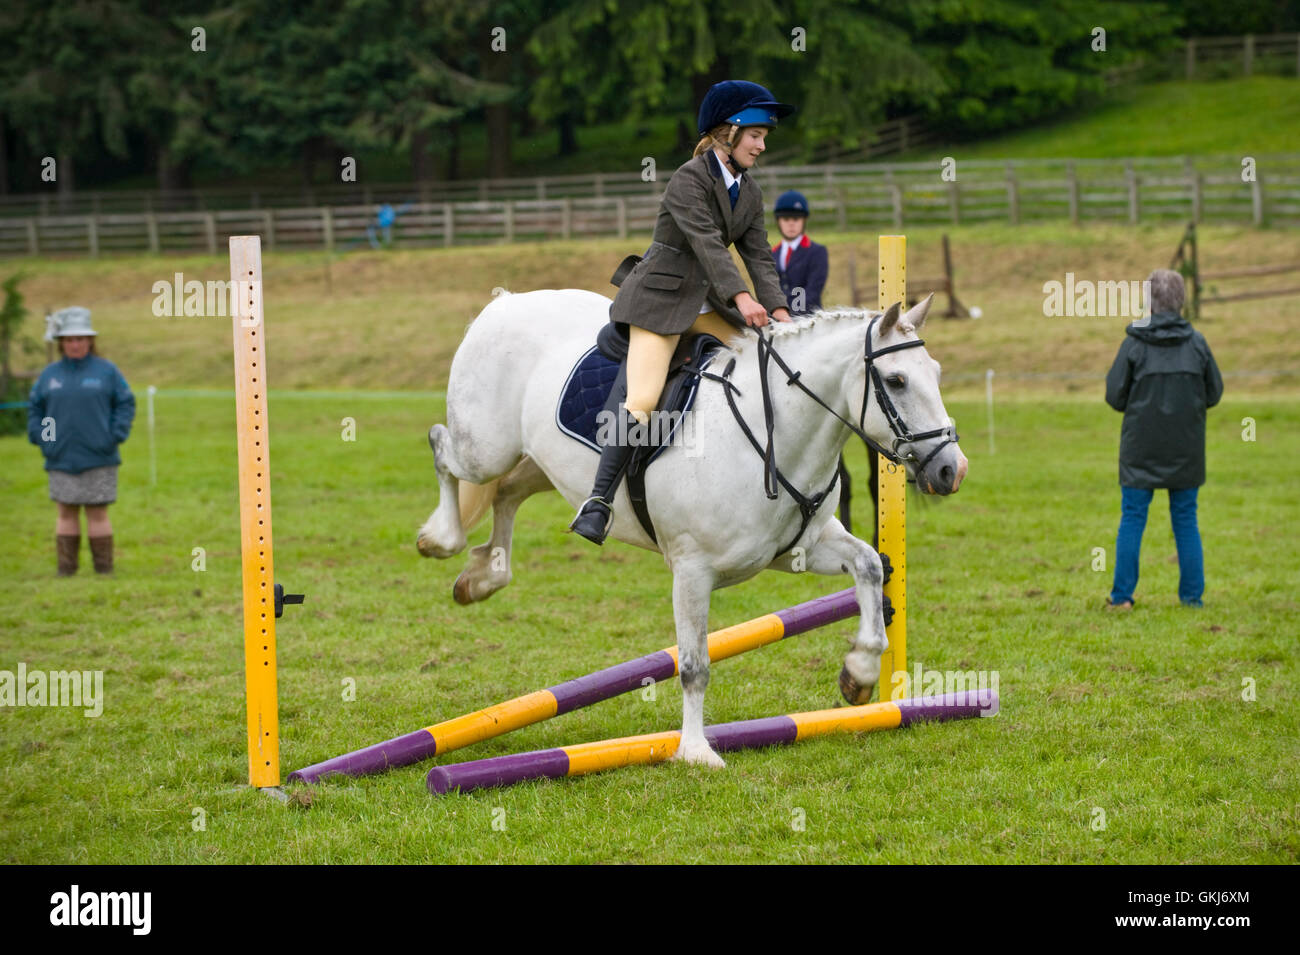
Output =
[{"x1": 698, "y1": 80, "x2": 795, "y2": 135}]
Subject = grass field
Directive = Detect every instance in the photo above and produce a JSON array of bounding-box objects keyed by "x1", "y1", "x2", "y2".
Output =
[
  {"x1": 2, "y1": 392, "x2": 1298, "y2": 861},
  {"x1": 2, "y1": 224, "x2": 1297, "y2": 863}
]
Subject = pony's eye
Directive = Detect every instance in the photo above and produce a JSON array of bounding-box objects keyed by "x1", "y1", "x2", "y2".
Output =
[{"x1": 886, "y1": 374, "x2": 905, "y2": 388}]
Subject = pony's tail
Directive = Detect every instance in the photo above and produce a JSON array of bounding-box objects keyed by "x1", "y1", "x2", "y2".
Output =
[{"x1": 458, "y1": 479, "x2": 499, "y2": 532}]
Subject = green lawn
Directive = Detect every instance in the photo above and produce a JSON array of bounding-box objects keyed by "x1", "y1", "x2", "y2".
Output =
[
  {"x1": 913, "y1": 77, "x2": 1300, "y2": 161},
  {"x1": 2, "y1": 389, "x2": 1296, "y2": 863}
]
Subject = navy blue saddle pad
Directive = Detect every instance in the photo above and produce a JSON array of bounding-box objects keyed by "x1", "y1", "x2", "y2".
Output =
[{"x1": 556, "y1": 345, "x2": 719, "y2": 463}]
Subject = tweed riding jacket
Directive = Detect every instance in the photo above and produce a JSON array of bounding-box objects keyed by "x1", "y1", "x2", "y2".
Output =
[{"x1": 608, "y1": 150, "x2": 789, "y2": 335}]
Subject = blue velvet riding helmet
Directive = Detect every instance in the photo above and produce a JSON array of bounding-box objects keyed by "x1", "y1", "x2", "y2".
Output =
[
  {"x1": 774, "y1": 190, "x2": 811, "y2": 217},
  {"x1": 697, "y1": 80, "x2": 795, "y2": 135}
]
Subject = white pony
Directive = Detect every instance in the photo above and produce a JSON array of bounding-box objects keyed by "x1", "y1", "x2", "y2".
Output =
[{"x1": 418, "y1": 289, "x2": 967, "y2": 768}]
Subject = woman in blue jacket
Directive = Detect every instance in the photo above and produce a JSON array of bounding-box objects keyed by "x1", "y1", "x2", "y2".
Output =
[{"x1": 27, "y1": 307, "x2": 135, "y2": 575}]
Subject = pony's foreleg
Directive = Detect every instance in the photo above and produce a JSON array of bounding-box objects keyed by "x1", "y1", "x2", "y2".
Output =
[
  {"x1": 452, "y1": 456, "x2": 553, "y2": 605},
  {"x1": 417, "y1": 424, "x2": 475, "y2": 558},
  {"x1": 800, "y1": 518, "x2": 890, "y2": 705},
  {"x1": 668, "y1": 564, "x2": 725, "y2": 768}
]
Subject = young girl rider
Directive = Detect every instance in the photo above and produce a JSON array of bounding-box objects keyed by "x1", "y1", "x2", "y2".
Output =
[{"x1": 569, "y1": 80, "x2": 796, "y2": 544}]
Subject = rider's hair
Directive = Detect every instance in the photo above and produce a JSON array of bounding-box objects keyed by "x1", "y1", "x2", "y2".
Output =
[{"x1": 693, "y1": 122, "x2": 740, "y2": 159}]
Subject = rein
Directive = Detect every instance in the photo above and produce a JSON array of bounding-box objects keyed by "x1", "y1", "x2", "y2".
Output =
[{"x1": 689, "y1": 315, "x2": 958, "y2": 555}]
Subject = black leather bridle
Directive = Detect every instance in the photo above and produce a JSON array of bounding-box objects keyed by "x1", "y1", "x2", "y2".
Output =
[
  {"x1": 854, "y1": 315, "x2": 959, "y2": 472},
  {"x1": 690, "y1": 313, "x2": 959, "y2": 554}
]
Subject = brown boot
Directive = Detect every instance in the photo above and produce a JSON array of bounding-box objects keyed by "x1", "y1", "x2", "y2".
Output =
[
  {"x1": 57, "y1": 534, "x2": 80, "y2": 576},
  {"x1": 89, "y1": 535, "x2": 114, "y2": 575}
]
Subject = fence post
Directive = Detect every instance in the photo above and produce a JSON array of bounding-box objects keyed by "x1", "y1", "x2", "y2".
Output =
[
  {"x1": 1251, "y1": 176, "x2": 1263, "y2": 227},
  {"x1": 263, "y1": 210, "x2": 275, "y2": 250},
  {"x1": 1005, "y1": 162, "x2": 1019, "y2": 224},
  {"x1": 836, "y1": 186, "x2": 847, "y2": 231},
  {"x1": 1184, "y1": 157, "x2": 1201, "y2": 223},
  {"x1": 1067, "y1": 162, "x2": 1080, "y2": 225},
  {"x1": 1126, "y1": 162, "x2": 1139, "y2": 224},
  {"x1": 890, "y1": 182, "x2": 903, "y2": 230},
  {"x1": 594, "y1": 173, "x2": 604, "y2": 198},
  {"x1": 1244, "y1": 34, "x2": 1254, "y2": 77},
  {"x1": 443, "y1": 203, "x2": 454, "y2": 246},
  {"x1": 949, "y1": 180, "x2": 960, "y2": 225},
  {"x1": 146, "y1": 212, "x2": 160, "y2": 253},
  {"x1": 504, "y1": 200, "x2": 515, "y2": 242},
  {"x1": 1186, "y1": 38, "x2": 1196, "y2": 79},
  {"x1": 535, "y1": 178, "x2": 545, "y2": 200},
  {"x1": 320, "y1": 207, "x2": 334, "y2": 251},
  {"x1": 26, "y1": 218, "x2": 38, "y2": 255},
  {"x1": 87, "y1": 216, "x2": 99, "y2": 258},
  {"x1": 562, "y1": 198, "x2": 572, "y2": 240},
  {"x1": 204, "y1": 212, "x2": 217, "y2": 255},
  {"x1": 616, "y1": 197, "x2": 627, "y2": 239}
]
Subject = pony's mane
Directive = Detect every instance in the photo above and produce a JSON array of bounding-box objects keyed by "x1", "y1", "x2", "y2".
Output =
[{"x1": 726, "y1": 306, "x2": 915, "y2": 355}]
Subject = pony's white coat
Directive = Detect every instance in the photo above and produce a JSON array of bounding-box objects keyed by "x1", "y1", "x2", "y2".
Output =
[{"x1": 418, "y1": 289, "x2": 966, "y2": 767}]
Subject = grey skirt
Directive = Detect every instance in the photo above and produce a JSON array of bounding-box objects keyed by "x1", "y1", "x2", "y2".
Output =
[{"x1": 49, "y1": 466, "x2": 118, "y2": 506}]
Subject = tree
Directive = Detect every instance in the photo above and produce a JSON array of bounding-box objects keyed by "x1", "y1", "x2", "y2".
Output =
[{"x1": 0, "y1": 2, "x2": 143, "y2": 198}]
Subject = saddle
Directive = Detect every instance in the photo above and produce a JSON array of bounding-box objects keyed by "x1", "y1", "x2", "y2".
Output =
[{"x1": 556, "y1": 323, "x2": 725, "y2": 543}]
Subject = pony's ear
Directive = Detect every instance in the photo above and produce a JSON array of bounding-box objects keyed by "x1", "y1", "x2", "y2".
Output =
[
  {"x1": 903, "y1": 292, "x2": 935, "y2": 332},
  {"x1": 878, "y1": 301, "x2": 902, "y2": 336}
]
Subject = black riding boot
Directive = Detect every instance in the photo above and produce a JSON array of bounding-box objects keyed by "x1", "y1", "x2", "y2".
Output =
[{"x1": 569, "y1": 409, "x2": 638, "y2": 545}]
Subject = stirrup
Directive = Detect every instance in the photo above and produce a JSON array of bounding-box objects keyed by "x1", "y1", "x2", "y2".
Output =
[{"x1": 568, "y1": 495, "x2": 614, "y2": 534}]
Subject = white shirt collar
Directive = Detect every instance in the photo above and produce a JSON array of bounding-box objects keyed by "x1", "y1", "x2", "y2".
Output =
[
  {"x1": 712, "y1": 148, "x2": 740, "y2": 189},
  {"x1": 781, "y1": 237, "x2": 800, "y2": 251}
]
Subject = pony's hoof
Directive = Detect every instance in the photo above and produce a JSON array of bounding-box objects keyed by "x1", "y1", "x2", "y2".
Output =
[
  {"x1": 453, "y1": 572, "x2": 478, "y2": 605},
  {"x1": 839, "y1": 666, "x2": 875, "y2": 705},
  {"x1": 673, "y1": 741, "x2": 726, "y2": 769}
]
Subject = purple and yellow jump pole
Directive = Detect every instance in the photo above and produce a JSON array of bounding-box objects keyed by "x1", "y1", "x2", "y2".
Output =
[
  {"x1": 289, "y1": 588, "x2": 864, "y2": 784},
  {"x1": 426, "y1": 690, "x2": 998, "y2": 795}
]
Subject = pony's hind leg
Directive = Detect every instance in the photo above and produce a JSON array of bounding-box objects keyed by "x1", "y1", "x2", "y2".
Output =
[
  {"x1": 452, "y1": 456, "x2": 553, "y2": 605},
  {"x1": 417, "y1": 424, "x2": 477, "y2": 558},
  {"x1": 799, "y1": 518, "x2": 890, "y2": 705}
]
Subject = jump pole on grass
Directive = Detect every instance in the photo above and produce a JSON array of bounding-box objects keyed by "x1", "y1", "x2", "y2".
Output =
[
  {"x1": 288, "y1": 587, "x2": 870, "y2": 783},
  {"x1": 231, "y1": 235, "x2": 281, "y2": 790},
  {"x1": 427, "y1": 691, "x2": 997, "y2": 795}
]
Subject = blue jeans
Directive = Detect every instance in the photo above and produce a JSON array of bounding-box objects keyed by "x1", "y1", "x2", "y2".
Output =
[{"x1": 1110, "y1": 486, "x2": 1204, "y2": 606}]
